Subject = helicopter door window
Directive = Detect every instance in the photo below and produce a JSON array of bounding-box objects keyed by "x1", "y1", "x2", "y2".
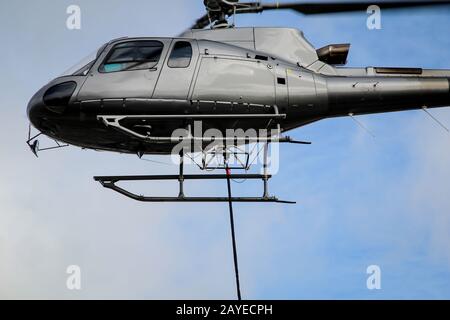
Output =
[
  {"x1": 99, "y1": 41, "x2": 164, "y2": 73},
  {"x1": 168, "y1": 41, "x2": 192, "y2": 68}
]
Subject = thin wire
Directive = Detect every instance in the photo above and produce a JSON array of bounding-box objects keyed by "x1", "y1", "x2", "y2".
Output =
[
  {"x1": 422, "y1": 107, "x2": 450, "y2": 133},
  {"x1": 247, "y1": 143, "x2": 266, "y2": 169},
  {"x1": 140, "y1": 158, "x2": 173, "y2": 166},
  {"x1": 186, "y1": 152, "x2": 213, "y2": 171},
  {"x1": 349, "y1": 113, "x2": 376, "y2": 138}
]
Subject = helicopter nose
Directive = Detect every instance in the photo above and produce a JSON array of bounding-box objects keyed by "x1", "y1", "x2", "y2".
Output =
[{"x1": 27, "y1": 89, "x2": 47, "y2": 128}]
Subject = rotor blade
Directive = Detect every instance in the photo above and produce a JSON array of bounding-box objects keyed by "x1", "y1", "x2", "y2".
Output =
[
  {"x1": 261, "y1": 1, "x2": 450, "y2": 15},
  {"x1": 190, "y1": 13, "x2": 211, "y2": 30},
  {"x1": 184, "y1": 0, "x2": 450, "y2": 33},
  {"x1": 179, "y1": 13, "x2": 211, "y2": 36}
]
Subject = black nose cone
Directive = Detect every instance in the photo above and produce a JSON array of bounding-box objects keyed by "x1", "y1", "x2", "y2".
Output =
[{"x1": 27, "y1": 89, "x2": 47, "y2": 129}]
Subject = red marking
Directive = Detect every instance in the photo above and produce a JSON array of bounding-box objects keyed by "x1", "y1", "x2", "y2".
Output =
[{"x1": 226, "y1": 168, "x2": 231, "y2": 176}]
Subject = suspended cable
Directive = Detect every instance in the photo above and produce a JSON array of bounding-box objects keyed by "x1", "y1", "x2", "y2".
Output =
[
  {"x1": 422, "y1": 106, "x2": 450, "y2": 133},
  {"x1": 140, "y1": 157, "x2": 173, "y2": 166},
  {"x1": 225, "y1": 165, "x2": 242, "y2": 301},
  {"x1": 348, "y1": 113, "x2": 376, "y2": 138}
]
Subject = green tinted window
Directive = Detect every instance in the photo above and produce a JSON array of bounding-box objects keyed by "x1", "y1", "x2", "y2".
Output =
[{"x1": 99, "y1": 41, "x2": 163, "y2": 73}]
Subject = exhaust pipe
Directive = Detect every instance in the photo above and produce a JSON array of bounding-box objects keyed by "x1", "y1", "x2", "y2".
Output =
[{"x1": 316, "y1": 44, "x2": 350, "y2": 66}]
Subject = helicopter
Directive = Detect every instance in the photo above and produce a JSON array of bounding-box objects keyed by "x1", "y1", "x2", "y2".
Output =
[{"x1": 27, "y1": 0, "x2": 450, "y2": 203}]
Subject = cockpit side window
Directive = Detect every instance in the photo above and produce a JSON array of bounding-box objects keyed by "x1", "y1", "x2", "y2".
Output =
[
  {"x1": 99, "y1": 41, "x2": 164, "y2": 73},
  {"x1": 168, "y1": 41, "x2": 192, "y2": 68}
]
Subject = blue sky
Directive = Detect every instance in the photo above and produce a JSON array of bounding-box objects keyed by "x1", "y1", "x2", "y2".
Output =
[{"x1": 1, "y1": 0, "x2": 450, "y2": 299}]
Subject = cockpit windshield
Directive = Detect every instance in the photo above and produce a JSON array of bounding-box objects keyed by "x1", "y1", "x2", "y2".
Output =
[{"x1": 60, "y1": 43, "x2": 107, "y2": 77}]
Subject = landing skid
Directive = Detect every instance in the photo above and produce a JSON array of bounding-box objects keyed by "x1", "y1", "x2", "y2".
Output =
[
  {"x1": 94, "y1": 110, "x2": 309, "y2": 204},
  {"x1": 94, "y1": 143, "x2": 297, "y2": 204},
  {"x1": 94, "y1": 173, "x2": 295, "y2": 204}
]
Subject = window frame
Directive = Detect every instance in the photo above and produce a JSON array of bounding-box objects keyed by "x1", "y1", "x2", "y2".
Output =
[
  {"x1": 98, "y1": 40, "x2": 164, "y2": 74},
  {"x1": 167, "y1": 41, "x2": 193, "y2": 69}
]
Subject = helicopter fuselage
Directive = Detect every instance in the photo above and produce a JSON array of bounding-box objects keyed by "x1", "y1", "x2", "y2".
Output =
[{"x1": 27, "y1": 28, "x2": 450, "y2": 155}]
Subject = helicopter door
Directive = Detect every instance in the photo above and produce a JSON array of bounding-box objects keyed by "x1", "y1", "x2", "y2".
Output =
[
  {"x1": 153, "y1": 40, "x2": 199, "y2": 100},
  {"x1": 77, "y1": 39, "x2": 170, "y2": 101},
  {"x1": 192, "y1": 57, "x2": 276, "y2": 105}
]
